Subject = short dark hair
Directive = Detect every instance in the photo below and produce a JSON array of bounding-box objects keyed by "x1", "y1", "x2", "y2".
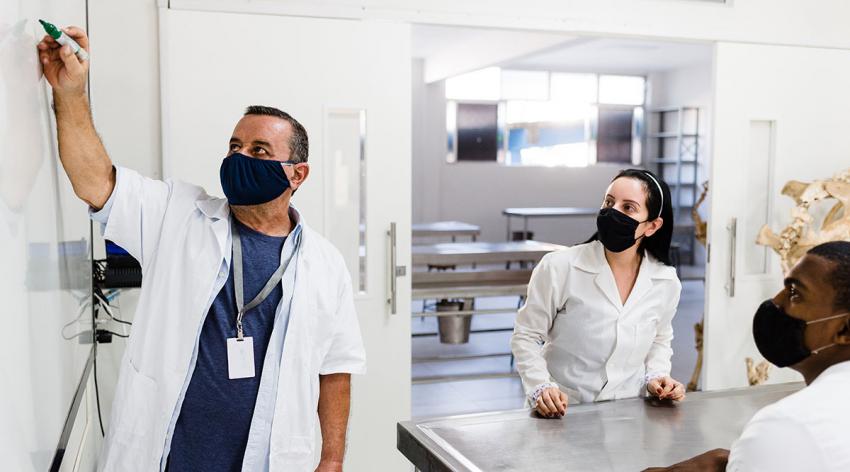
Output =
[
  {"x1": 808, "y1": 241, "x2": 850, "y2": 311},
  {"x1": 244, "y1": 105, "x2": 309, "y2": 163}
]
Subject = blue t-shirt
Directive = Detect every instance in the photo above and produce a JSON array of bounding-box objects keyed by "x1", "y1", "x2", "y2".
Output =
[{"x1": 167, "y1": 220, "x2": 286, "y2": 471}]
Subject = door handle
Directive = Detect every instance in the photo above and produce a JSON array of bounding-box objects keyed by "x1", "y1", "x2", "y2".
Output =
[
  {"x1": 387, "y1": 222, "x2": 406, "y2": 314},
  {"x1": 726, "y1": 218, "x2": 737, "y2": 297}
]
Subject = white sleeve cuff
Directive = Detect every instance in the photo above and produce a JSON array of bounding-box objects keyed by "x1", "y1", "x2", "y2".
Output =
[
  {"x1": 88, "y1": 166, "x2": 120, "y2": 227},
  {"x1": 528, "y1": 382, "x2": 559, "y2": 406},
  {"x1": 644, "y1": 372, "x2": 668, "y2": 385}
]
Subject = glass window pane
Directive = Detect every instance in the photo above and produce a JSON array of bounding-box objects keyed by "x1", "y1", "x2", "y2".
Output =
[
  {"x1": 506, "y1": 100, "x2": 592, "y2": 124},
  {"x1": 506, "y1": 100, "x2": 594, "y2": 167},
  {"x1": 550, "y1": 73, "x2": 597, "y2": 103},
  {"x1": 515, "y1": 142, "x2": 590, "y2": 167},
  {"x1": 456, "y1": 103, "x2": 499, "y2": 162},
  {"x1": 596, "y1": 107, "x2": 634, "y2": 164},
  {"x1": 445, "y1": 67, "x2": 501, "y2": 101},
  {"x1": 599, "y1": 75, "x2": 645, "y2": 105},
  {"x1": 501, "y1": 70, "x2": 549, "y2": 100},
  {"x1": 744, "y1": 120, "x2": 775, "y2": 275},
  {"x1": 325, "y1": 110, "x2": 367, "y2": 292}
]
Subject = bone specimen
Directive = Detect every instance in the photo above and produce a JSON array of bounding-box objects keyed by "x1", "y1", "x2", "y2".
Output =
[{"x1": 757, "y1": 169, "x2": 850, "y2": 274}]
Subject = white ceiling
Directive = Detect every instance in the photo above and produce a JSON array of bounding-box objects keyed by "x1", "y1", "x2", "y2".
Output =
[
  {"x1": 503, "y1": 37, "x2": 713, "y2": 75},
  {"x1": 412, "y1": 25, "x2": 713, "y2": 76}
]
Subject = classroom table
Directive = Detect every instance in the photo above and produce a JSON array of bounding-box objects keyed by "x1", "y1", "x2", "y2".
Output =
[
  {"x1": 412, "y1": 269, "x2": 531, "y2": 301},
  {"x1": 412, "y1": 240, "x2": 565, "y2": 267},
  {"x1": 503, "y1": 207, "x2": 597, "y2": 241},
  {"x1": 398, "y1": 382, "x2": 802, "y2": 472},
  {"x1": 413, "y1": 221, "x2": 481, "y2": 242}
]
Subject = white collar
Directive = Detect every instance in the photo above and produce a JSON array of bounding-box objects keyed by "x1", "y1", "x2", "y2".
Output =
[
  {"x1": 812, "y1": 360, "x2": 850, "y2": 386},
  {"x1": 573, "y1": 240, "x2": 677, "y2": 280},
  {"x1": 195, "y1": 197, "x2": 304, "y2": 229}
]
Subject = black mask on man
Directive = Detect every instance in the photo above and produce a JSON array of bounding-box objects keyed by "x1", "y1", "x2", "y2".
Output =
[
  {"x1": 596, "y1": 208, "x2": 647, "y2": 253},
  {"x1": 752, "y1": 299, "x2": 850, "y2": 367}
]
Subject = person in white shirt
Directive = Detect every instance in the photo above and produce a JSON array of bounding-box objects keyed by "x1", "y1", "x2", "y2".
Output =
[
  {"x1": 647, "y1": 241, "x2": 850, "y2": 472},
  {"x1": 511, "y1": 169, "x2": 686, "y2": 418},
  {"x1": 38, "y1": 27, "x2": 365, "y2": 472}
]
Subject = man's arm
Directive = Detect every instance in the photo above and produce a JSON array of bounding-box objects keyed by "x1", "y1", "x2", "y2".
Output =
[
  {"x1": 38, "y1": 26, "x2": 114, "y2": 208},
  {"x1": 642, "y1": 448, "x2": 729, "y2": 472},
  {"x1": 316, "y1": 373, "x2": 351, "y2": 472}
]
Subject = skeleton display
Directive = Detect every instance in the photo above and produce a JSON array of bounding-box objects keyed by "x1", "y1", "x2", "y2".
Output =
[
  {"x1": 756, "y1": 168, "x2": 850, "y2": 274},
  {"x1": 686, "y1": 170, "x2": 850, "y2": 389},
  {"x1": 688, "y1": 182, "x2": 708, "y2": 392}
]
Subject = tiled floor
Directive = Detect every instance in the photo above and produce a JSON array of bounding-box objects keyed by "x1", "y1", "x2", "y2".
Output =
[{"x1": 411, "y1": 276, "x2": 705, "y2": 419}]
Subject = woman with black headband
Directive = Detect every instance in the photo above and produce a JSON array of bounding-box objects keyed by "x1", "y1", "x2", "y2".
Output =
[{"x1": 511, "y1": 169, "x2": 685, "y2": 418}]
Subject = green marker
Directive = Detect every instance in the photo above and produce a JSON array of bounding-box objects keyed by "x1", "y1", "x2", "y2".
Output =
[{"x1": 39, "y1": 19, "x2": 89, "y2": 62}]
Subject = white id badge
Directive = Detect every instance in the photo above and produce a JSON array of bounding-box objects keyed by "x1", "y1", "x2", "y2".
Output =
[{"x1": 226, "y1": 337, "x2": 255, "y2": 379}]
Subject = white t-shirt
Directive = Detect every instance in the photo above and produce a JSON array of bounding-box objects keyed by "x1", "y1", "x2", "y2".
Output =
[{"x1": 727, "y1": 360, "x2": 850, "y2": 471}]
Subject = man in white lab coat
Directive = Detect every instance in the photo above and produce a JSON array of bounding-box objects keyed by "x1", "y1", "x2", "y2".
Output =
[
  {"x1": 646, "y1": 241, "x2": 850, "y2": 471},
  {"x1": 38, "y1": 27, "x2": 366, "y2": 472}
]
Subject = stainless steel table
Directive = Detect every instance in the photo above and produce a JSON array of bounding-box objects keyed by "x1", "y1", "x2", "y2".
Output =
[
  {"x1": 412, "y1": 241, "x2": 566, "y2": 267},
  {"x1": 414, "y1": 221, "x2": 482, "y2": 242},
  {"x1": 398, "y1": 383, "x2": 803, "y2": 472},
  {"x1": 412, "y1": 269, "x2": 532, "y2": 301},
  {"x1": 503, "y1": 207, "x2": 597, "y2": 241}
]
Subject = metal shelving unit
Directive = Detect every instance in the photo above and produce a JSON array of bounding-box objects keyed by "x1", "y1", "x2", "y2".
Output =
[{"x1": 647, "y1": 106, "x2": 701, "y2": 265}]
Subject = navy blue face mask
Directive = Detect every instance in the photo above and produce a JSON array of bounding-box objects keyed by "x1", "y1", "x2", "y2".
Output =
[{"x1": 219, "y1": 153, "x2": 295, "y2": 205}]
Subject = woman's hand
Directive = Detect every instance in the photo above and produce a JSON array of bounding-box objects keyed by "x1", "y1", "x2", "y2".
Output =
[
  {"x1": 535, "y1": 387, "x2": 568, "y2": 418},
  {"x1": 647, "y1": 376, "x2": 686, "y2": 401}
]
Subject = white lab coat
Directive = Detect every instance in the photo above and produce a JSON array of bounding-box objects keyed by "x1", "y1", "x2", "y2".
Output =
[
  {"x1": 727, "y1": 361, "x2": 850, "y2": 471},
  {"x1": 511, "y1": 240, "x2": 681, "y2": 404},
  {"x1": 94, "y1": 167, "x2": 367, "y2": 472}
]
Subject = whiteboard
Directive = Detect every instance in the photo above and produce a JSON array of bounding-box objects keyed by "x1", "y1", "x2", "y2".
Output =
[{"x1": 0, "y1": 1, "x2": 94, "y2": 470}]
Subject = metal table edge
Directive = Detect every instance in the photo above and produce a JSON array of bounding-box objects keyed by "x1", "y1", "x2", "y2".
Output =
[{"x1": 396, "y1": 382, "x2": 805, "y2": 471}]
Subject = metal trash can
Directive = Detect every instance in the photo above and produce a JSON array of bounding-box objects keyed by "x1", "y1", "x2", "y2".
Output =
[{"x1": 437, "y1": 299, "x2": 471, "y2": 344}]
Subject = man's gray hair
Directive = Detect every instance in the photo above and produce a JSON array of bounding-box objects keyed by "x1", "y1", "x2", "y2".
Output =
[{"x1": 244, "y1": 105, "x2": 309, "y2": 163}]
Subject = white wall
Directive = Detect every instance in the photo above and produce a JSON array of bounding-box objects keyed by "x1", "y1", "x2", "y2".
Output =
[
  {"x1": 411, "y1": 58, "x2": 444, "y2": 225},
  {"x1": 647, "y1": 61, "x2": 713, "y2": 185},
  {"x1": 705, "y1": 42, "x2": 850, "y2": 390},
  {"x1": 171, "y1": 0, "x2": 850, "y2": 50},
  {"x1": 647, "y1": 60, "x2": 714, "y2": 263},
  {"x1": 89, "y1": 0, "x2": 162, "y2": 179},
  {"x1": 85, "y1": 0, "x2": 159, "y2": 441}
]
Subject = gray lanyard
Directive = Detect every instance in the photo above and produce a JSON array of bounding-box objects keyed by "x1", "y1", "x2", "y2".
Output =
[{"x1": 231, "y1": 218, "x2": 299, "y2": 340}]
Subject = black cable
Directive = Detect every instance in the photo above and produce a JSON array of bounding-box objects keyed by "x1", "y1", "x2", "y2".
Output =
[
  {"x1": 107, "y1": 316, "x2": 132, "y2": 326},
  {"x1": 93, "y1": 347, "x2": 105, "y2": 437},
  {"x1": 94, "y1": 288, "x2": 132, "y2": 326},
  {"x1": 98, "y1": 330, "x2": 129, "y2": 338},
  {"x1": 93, "y1": 301, "x2": 106, "y2": 437},
  {"x1": 97, "y1": 299, "x2": 132, "y2": 326}
]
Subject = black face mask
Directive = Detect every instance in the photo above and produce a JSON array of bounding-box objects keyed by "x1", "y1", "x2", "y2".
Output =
[
  {"x1": 596, "y1": 208, "x2": 647, "y2": 253},
  {"x1": 752, "y1": 299, "x2": 850, "y2": 368}
]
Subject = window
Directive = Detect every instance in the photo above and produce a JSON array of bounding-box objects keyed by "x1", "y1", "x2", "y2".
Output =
[
  {"x1": 455, "y1": 103, "x2": 500, "y2": 162},
  {"x1": 445, "y1": 69, "x2": 645, "y2": 167}
]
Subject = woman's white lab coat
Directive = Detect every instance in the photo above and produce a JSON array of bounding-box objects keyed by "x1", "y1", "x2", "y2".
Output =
[
  {"x1": 92, "y1": 167, "x2": 366, "y2": 471},
  {"x1": 511, "y1": 240, "x2": 681, "y2": 404}
]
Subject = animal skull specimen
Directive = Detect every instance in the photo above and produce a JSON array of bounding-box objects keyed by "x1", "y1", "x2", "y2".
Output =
[
  {"x1": 746, "y1": 357, "x2": 771, "y2": 386},
  {"x1": 756, "y1": 169, "x2": 850, "y2": 274}
]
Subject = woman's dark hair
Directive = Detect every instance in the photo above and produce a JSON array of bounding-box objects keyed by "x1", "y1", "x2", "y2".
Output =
[{"x1": 585, "y1": 168, "x2": 675, "y2": 266}]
